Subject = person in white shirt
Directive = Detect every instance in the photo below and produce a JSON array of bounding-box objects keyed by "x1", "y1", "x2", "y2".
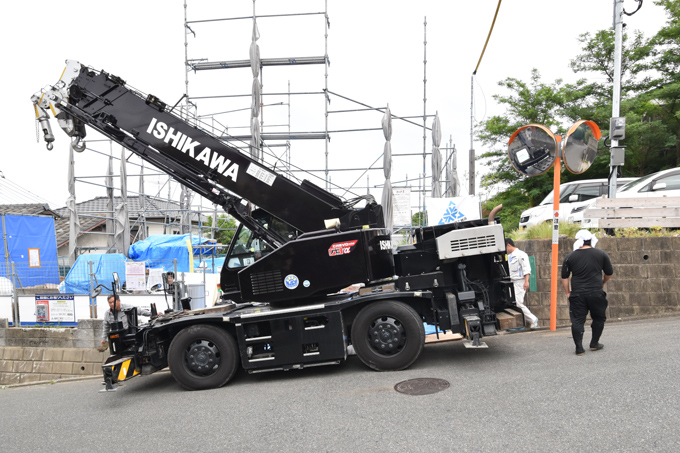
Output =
[{"x1": 506, "y1": 238, "x2": 539, "y2": 329}]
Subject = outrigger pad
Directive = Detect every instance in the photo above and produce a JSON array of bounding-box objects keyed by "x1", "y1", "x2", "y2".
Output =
[
  {"x1": 463, "y1": 340, "x2": 488, "y2": 349},
  {"x1": 463, "y1": 331, "x2": 488, "y2": 348},
  {"x1": 99, "y1": 376, "x2": 118, "y2": 393}
]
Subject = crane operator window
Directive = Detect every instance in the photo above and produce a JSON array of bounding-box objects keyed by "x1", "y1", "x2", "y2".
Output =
[{"x1": 227, "y1": 226, "x2": 274, "y2": 269}]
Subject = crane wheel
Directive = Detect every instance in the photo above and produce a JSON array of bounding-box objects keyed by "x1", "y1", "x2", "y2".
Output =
[
  {"x1": 168, "y1": 324, "x2": 238, "y2": 390},
  {"x1": 351, "y1": 300, "x2": 425, "y2": 371}
]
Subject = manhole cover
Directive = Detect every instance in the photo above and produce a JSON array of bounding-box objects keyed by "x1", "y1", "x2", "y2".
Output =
[{"x1": 394, "y1": 378, "x2": 450, "y2": 395}]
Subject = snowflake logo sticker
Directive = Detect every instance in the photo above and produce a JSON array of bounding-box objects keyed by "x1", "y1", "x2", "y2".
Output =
[
  {"x1": 438, "y1": 201, "x2": 465, "y2": 224},
  {"x1": 284, "y1": 274, "x2": 299, "y2": 290}
]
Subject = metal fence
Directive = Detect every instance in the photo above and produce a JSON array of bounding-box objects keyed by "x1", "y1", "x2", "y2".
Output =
[
  {"x1": 0, "y1": 255, "x2": 223, "y2": 325},
  {"x1": 0, "y1": 257, "x2": 223, "y2": 295}
]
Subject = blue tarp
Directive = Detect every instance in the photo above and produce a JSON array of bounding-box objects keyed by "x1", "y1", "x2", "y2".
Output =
[
  {"x1": 62, "y1": 253, "x2": 127, "y2": 294},
  {"x1": 0, "y1": 214, "x2": 59, "y2": 285},
  {"x1": 128, "y1": 234, "x2": 215, "y2": 273}
]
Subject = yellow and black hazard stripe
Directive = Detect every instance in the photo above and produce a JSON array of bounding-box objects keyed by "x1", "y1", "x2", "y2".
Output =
[{"x1": 102, "y1": 357, "x2": 140, "y2": 383}]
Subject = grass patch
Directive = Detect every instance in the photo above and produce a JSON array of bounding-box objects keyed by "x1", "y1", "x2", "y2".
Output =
[
  {"x1": 508, "y1": 222, "x2": 583, "y2": 240},
  {"x1": 507, "y1": 223, "x2": 679, "y2": 240}
]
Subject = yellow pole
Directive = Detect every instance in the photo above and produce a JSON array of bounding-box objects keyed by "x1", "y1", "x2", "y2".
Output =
[
  {"x1": 550, "y1": 136, "x2": 562, "y2": 331},
  {"x1": 186, "y1": 238, "x2": 194, "y2": 273}
]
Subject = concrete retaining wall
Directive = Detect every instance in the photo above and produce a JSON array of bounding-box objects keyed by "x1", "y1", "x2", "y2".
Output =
[
  {"x1": 517, "y1": 236, "x2": 680, "y2": 326},
  {"x1": 0, "y1": 318, "x2": 106, "y2": 386}
]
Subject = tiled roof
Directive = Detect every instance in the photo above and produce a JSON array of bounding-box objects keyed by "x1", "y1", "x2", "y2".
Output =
[
  {"x1": 53, "y1": 195, "x2": 184, "y2": 219},
  {"x1": 0, "y1": 203, "x2": 60, "y2": 218}
]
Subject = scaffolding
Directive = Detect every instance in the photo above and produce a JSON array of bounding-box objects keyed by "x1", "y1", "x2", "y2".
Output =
[
  {"x1": 61, "y1": 1, "x2": 464, "y2": 263},
  {"x1": 181, "y1": 1, "x2": 454, "y2": 228}
]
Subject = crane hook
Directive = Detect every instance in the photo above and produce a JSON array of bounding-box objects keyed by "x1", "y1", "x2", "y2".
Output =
[{"x1": 71, "y1": 136, "x2": 86, "y2": 153}]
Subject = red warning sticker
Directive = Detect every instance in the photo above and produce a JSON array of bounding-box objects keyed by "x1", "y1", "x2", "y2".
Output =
[{"x1": 328, "y1": 240, "x2": 358, "y2": 257}]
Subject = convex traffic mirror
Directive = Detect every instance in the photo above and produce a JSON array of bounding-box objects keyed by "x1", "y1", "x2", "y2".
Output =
[
  {"x1": 562, "y1": 120, "x2": 602, "y2": 174},
  {"x1": 507, "y1": 124, "x2": 557, "y2": 177}
]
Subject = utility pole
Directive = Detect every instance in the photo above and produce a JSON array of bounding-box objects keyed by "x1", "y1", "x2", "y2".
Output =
[
  {"x1": 608, "y1": 0, "x2": 625, "y2": 199},
  {"x1": 469, "y1": 75, "x2": 475, "y2": 196},
  {"x1": 608, "y1": 0, "x2": 642, "y2": 197}
]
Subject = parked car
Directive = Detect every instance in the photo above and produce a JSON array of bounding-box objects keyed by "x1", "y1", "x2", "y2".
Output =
[
  {"x1": 615, "y1": 168, "x2": 680, "y2": 199},
  {"x1": 519, "y1": 178, "x2": 635, "y2": 230},
  {"x1": 579, "y1": 168, "x2": 680, "y2": 228}
]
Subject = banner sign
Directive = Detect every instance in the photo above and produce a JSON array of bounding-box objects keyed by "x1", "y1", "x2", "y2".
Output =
[
  {"x1": 35, "y1": 295, "x2": 75, "y2": 323},
  {"x1": 392, "y1": 187, "x2": 412, "y2": 226},
  {"x1": 125, "y1": 261, "x2": 147, "y2": 291},
  {"x1": 427, "y1": 196, "x2": 481, "y2": 226}
]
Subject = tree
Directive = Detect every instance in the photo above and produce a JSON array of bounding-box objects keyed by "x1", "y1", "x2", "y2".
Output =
[
  {"x1": 647, "y1": 0, "x2": 680, "y2": 165},
  {"x1": 411, "y1": 211, "x2": 427, "y2": 227},
  {"x1": 482, "y1": 186, "x2": 530, "y2": 233},
  {"x1": 477, "y1": 69, "x2": 587, "y2": 208},
  {"x1": 569, "y1": 29, "x2": 652, "y2": 101},
  {"x1": 204, "y1": 214, "x2": 237, "y2": 247},
  {"x1": 569, "y1": 22, "x2": 677, "y2": 174}
]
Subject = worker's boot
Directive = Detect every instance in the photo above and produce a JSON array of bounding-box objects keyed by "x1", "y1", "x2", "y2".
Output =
[
  {"x1": 573, "y1": 330, "x2": 585, "y2": 356},
  {"x1": 590, "y1": 324, "x2": 604, "y2": 351}
]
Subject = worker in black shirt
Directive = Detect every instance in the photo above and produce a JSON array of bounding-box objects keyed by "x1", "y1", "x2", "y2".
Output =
[{"x1": 561, "y1": 230, "x2": 613, "y2": 356}]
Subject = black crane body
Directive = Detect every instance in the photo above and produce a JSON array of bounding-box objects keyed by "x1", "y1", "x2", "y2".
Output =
[{"x1": 33, "y1": 61, "x2": 518, "y2": 391}]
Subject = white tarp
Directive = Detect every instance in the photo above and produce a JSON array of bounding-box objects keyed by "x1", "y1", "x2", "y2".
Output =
[
  {"x1": 106, "y1": 152, "x2": 114, "y2": 248},
  {"x1": 446, "y1": 144, "x2": 460, "y2": 197},
  {"x1": 250, "y1": 19, "x2": 261, "y2": 160},
  {"x1": 427, "y1": 196, "x2": 481, "y2": 226},
  {"x1": 138, "y1": 161, "x2": 147, "y2": 241},
  {"x1": 114, "y1": 146, "x2": 130, "y2": 256},
  {"x1": 381, "y1": 105, "x2": 393, "y2": 231},
  {"x1": 67, "y1": 146, "x2": 81, "y2": 263},
  {"x1": 431, "y1": 112, "x2": 442, "y2": 198}
]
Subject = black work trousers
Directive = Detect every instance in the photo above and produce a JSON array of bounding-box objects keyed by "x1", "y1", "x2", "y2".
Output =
[{"x1": 569, "y1": 291, "x2": 608, "y2": 340}]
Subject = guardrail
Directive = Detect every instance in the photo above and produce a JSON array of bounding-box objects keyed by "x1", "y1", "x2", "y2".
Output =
[{"x1": 584, "y1": 196, "x2": 680, "y2": 228}]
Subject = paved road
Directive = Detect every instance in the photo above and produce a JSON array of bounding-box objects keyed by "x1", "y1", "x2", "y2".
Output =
[{"x1": 1, "y1": 316, "x2": 679, "y2": 452}]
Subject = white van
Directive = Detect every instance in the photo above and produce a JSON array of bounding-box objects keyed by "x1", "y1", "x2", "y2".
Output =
[{"x1": 518, "y1": 178, "x2": 634, "y2": 230}]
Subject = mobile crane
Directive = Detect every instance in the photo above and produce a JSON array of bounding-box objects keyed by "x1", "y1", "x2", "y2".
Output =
[{"x1": 33, "y1": 60, "x2": 519, "y2": 391}]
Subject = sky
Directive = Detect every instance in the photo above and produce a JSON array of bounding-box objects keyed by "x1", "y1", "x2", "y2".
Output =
[{"x1": 0, "y1": 0, "x2": 669, "y2": 216}]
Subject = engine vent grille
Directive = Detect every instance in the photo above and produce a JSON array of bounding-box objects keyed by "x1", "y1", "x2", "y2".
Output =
[
  {"x1": 251, "y1": 270, "x2": 284, "y2": 295},
  {"x1": 448, "y1": 234, "x2": 498, "y2": 253},
  {"x1": 435, "y1": 224, "x2": 505, "y2": 259}
]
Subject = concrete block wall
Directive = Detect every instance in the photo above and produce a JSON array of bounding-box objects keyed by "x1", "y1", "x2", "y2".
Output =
[
  {"x1": 0, "y1": 318, "x2": 103, "y2": 349},
  {"x1": 517, "y1": 236, "x2": 680, "y2": 326},
  {"x1": 0, "y1": 318, "x2": 106, "y2": 386},
  {"x1": 0, "y1": 346, "x2": 107, "y2": 385}
]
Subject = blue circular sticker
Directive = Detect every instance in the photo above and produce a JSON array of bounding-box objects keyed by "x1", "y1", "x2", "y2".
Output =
[
  {"x1": 284, "y1": 274, "x2": 299, "y2": 290},
  {"x1": 303, "y1": 280, "x2": 310, "y2": 288}
]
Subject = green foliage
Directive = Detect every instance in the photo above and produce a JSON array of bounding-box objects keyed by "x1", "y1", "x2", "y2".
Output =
[
  {"x1": 647, "y1": 0, "x2": 680, "y2": 165},
  {"x1": 509, "y1": 222, "x2": 584, "y2": 241},
  {"x1": 612, "y1": 226, "x2": 676, "y2": 237},
  {"x1": 204, "y1": 214, "x2": 237, "y2": 246},
  {"x1": 570, "y1": 29, "x2": 652, "y2": 99},
  {"x1": 477, "y1": 69, "x2": 575, "y2": 190},
  {"x1": 411, "y1": 211, "x2": 427, "y2": 227},
  {"x1": 482, "y1": 186, "x2": 530, "y2": 233}
]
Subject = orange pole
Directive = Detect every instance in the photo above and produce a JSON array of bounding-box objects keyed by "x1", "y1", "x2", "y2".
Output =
[{"x1": 549, "y1": 136, "x2": 562, "y2": 331}]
